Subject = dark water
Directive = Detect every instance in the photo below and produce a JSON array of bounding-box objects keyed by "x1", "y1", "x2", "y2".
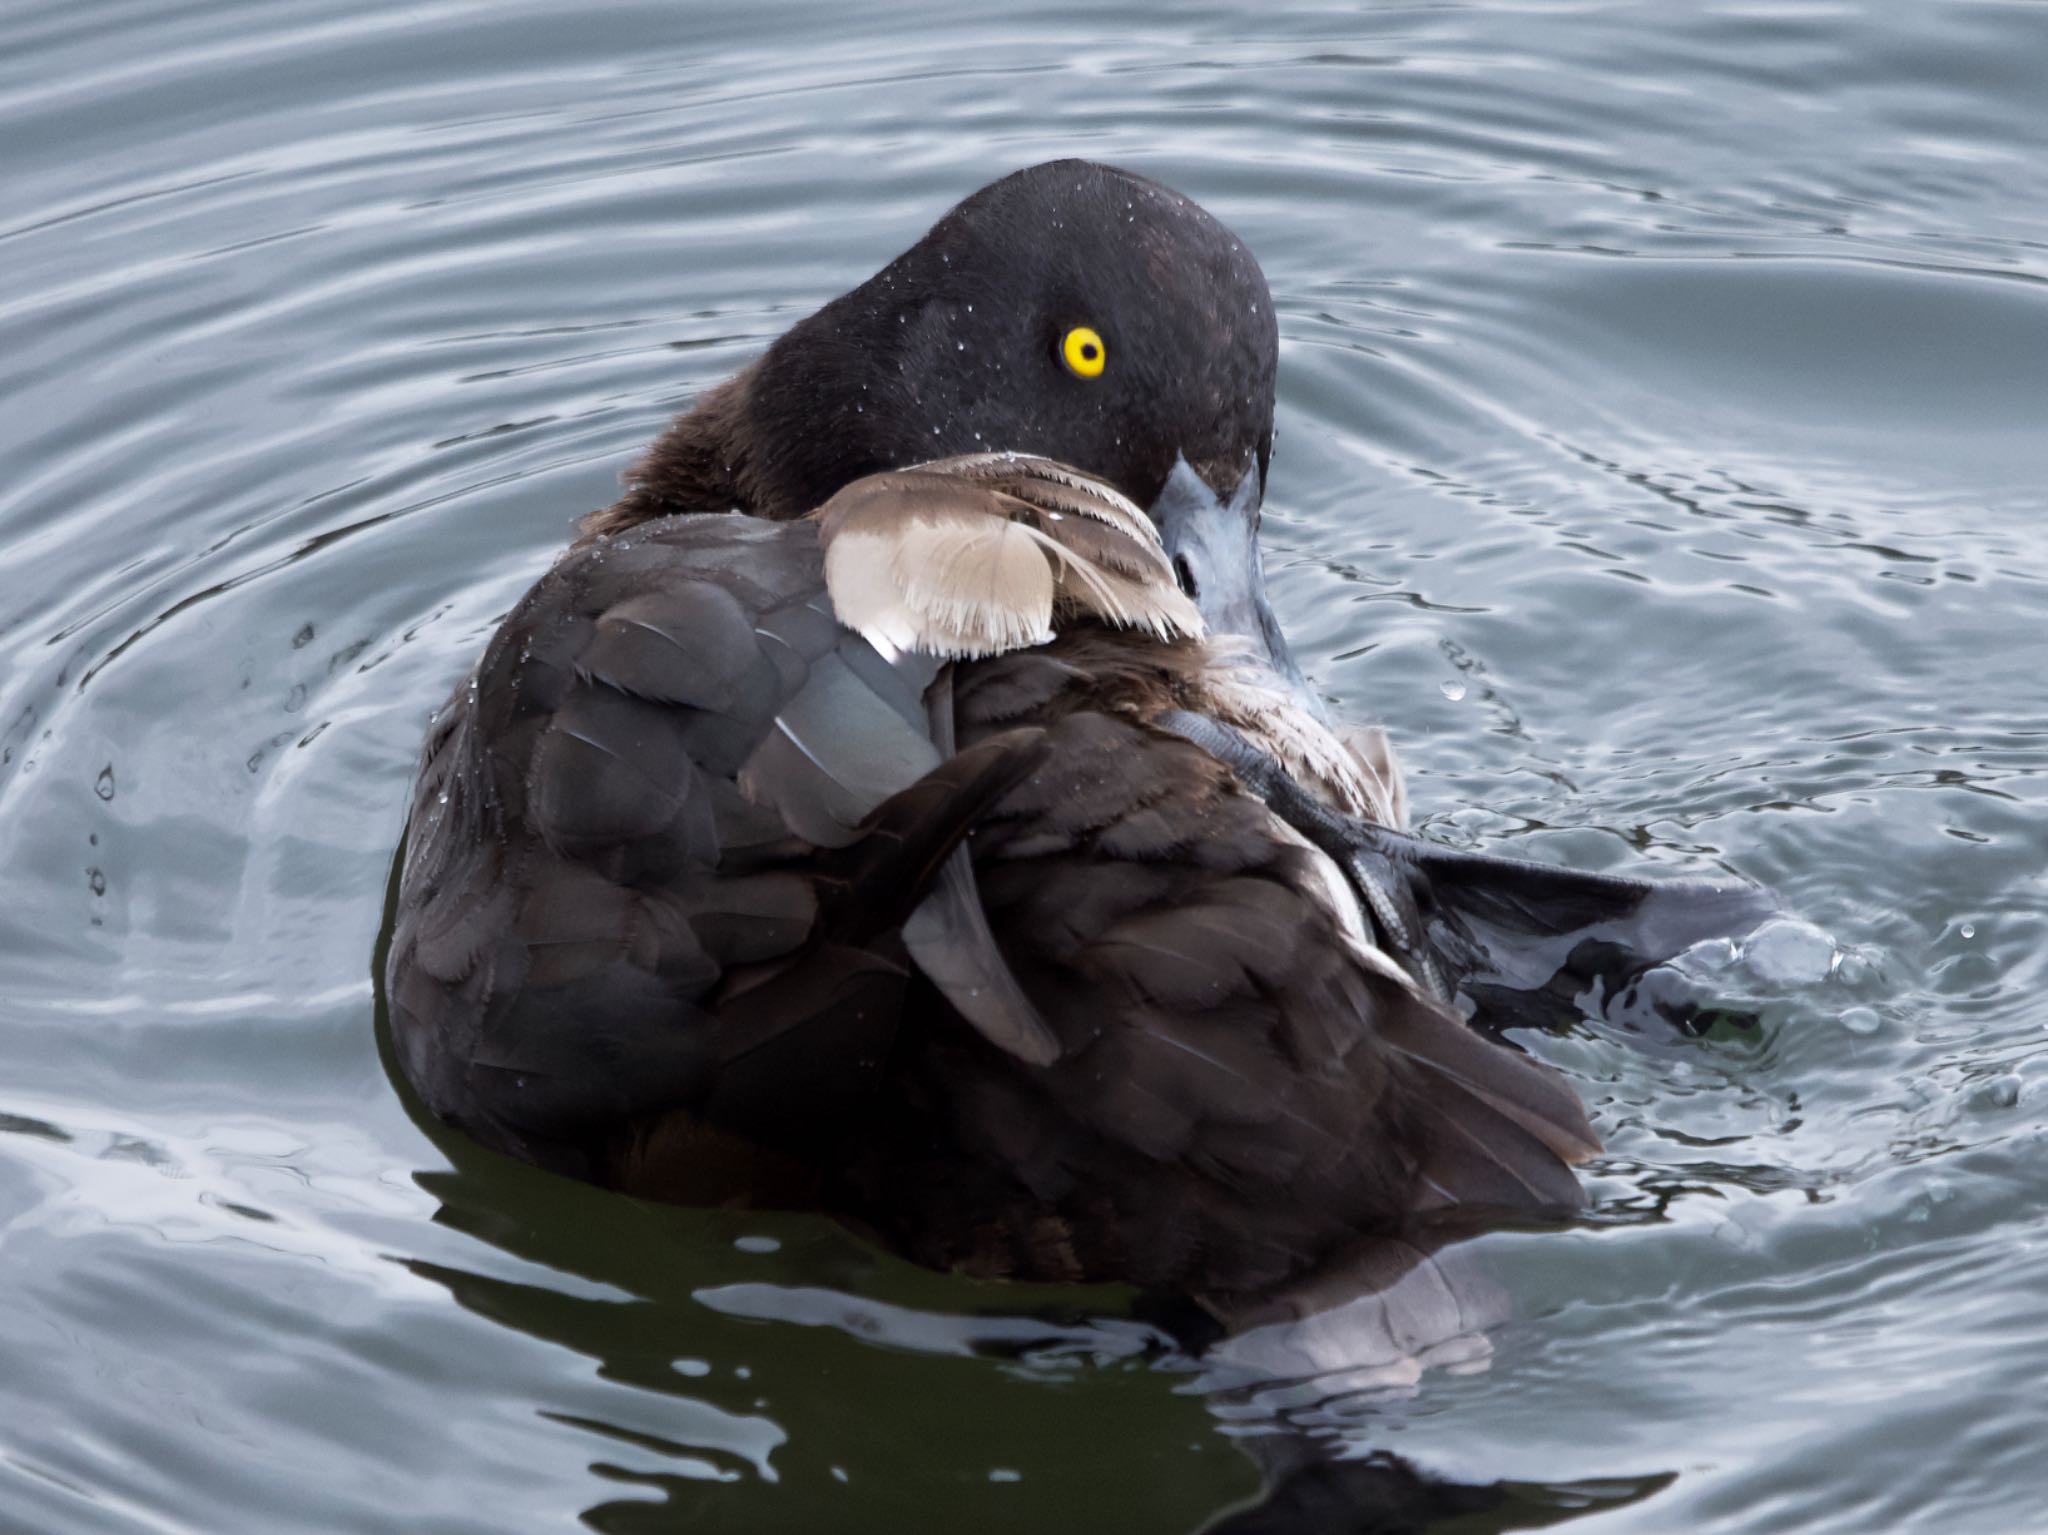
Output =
[{"x1": 4, "y1": 2, "x2": 2045, "y2": 1530}]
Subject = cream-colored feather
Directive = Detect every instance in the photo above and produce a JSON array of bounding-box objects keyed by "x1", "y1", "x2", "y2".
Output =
[
  {"x1": 1196, "y1": 648, "x2": 1407, "y2": 828},
  {"x1": 941, "y1": 453, "x2": 1164, "y2": 551},
  {"x1": 1340, "y1": 723, "x2": 1408, "y2": 831},
  {"x1": 821, "y1": 524, "x2": 936, "y2": 658},
  {"x1": 814, "y1": 455, "x2": 1203, "y2": 661},
  {"x1": 887, "y1": 513, "x2": 1060, "y2": 655}
]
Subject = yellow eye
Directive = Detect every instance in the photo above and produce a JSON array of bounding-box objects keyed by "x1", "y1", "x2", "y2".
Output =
[{"x1": 1060, "y1": 325, "x2": 1107, "y2": 379}]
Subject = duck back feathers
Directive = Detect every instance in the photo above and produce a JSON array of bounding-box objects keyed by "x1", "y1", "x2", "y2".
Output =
[
  {"x1": 809, "y1": 632, "x2": 1598, "y2": 1300},
  {"x1": 392, "y1": 456, "x2": 1601, "y2": 1304}
]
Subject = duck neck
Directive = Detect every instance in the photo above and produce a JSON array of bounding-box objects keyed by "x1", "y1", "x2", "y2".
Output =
[{"x1": 578, "y1": 365, "x2": 767, "y2": 542}]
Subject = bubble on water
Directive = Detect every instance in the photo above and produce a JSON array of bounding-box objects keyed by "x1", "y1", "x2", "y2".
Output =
[
  {"x1": 1740, "y1": 917, "x2": 1837, "y2": 985},
  {"x1": 734, "y1": 1234, "x2": 780, "y2": 1255},
  {"x1": 1439, "y1": 680, "x2": 1467, "y2": 701},
  {"x1": 1839, "y1": 1005, "x2": 1881, "y2": 1036},
  {"x1": 1959, "y1": 921, "x2": 1976, "y2": 939},
  {"x1": 94, "y1": 764, "x2": 115, "y2": 801}
]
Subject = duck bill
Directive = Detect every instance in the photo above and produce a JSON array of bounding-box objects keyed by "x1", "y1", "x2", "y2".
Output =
[{"x1": 1150, "y1": 455, "x2": 1325, "y2": 720}]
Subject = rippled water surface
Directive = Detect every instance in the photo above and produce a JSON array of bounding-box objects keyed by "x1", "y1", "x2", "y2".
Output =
[{"x1": 4, "y1": 3, "x2": 2046, "y2": 1530}]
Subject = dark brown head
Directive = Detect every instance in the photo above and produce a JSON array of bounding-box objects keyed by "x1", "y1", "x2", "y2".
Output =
[{"x1": 607, "y1": 161, "x2": 1278, "y2": 527}]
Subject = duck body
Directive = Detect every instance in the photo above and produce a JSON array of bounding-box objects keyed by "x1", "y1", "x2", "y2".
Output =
[
  {"x1": 799, "y1": 626, "x2": 1596, "y2": 1301},
  {"x1": 388, "y1": 162, "x2": 1766, "y2": 1312},
  {"x1": 391, "y1": 453, "x2": 1600, "y2": 1306}
]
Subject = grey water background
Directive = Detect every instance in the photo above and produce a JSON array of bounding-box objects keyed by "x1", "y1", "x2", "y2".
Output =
[{"x1": 2, "y1": 1, "x2": 2045, "y2": 1530}]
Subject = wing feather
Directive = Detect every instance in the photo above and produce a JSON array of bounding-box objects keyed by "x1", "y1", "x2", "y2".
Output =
[{"x1": 815, "y1": 455, "x2": 1200, "y2": 659}]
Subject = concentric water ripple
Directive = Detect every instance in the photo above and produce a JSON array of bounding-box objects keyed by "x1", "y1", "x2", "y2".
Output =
[{"x1": 2, "y1": 2, "x2": 2045, "y2": 1531}]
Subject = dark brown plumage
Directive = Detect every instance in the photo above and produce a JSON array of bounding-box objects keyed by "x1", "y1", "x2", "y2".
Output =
[
  {"x1": 388, "y1": 460, "x2": 1602, "y2": 1307},
  {"x1": 388, "y1": 161, "x2": 1769, "y2": 1317},
  {"x1": 791, "y1": 629, "x2": 1601, "y2": 1305}
]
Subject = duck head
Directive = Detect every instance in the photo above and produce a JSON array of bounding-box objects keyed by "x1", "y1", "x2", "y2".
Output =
[
  {"x1": 604, "y1": 159, "x2": 1309, "y2": 694},
  {"x1": 741, "y1": 159, "x2": 1275, "y2": 515}
]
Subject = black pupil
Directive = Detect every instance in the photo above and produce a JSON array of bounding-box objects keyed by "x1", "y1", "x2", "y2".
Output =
[{"x1": 1080, "y1": 341, "x2": 1098, "y2": 360}]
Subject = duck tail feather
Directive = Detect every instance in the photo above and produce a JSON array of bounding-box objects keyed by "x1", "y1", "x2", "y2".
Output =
[{"x1": 1375, "y1": 993, "x2": 1600, "y2": 1216}]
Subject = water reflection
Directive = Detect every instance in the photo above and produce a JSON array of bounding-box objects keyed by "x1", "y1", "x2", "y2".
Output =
[
  {"x1": 367, "y1": 757, "x2": 1784, "y2": 1533},
  {"x1": 403, "y1": 1073, "x2": 1680, "y2": 1533},
  {"x1": 1198, "y1": 1452, "x2": 1673, "y2": 1535}
]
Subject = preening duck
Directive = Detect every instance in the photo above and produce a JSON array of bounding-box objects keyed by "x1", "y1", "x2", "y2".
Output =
[{"x1": 387, "y1": 161, "x2": 1769, "y2": 1313}]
